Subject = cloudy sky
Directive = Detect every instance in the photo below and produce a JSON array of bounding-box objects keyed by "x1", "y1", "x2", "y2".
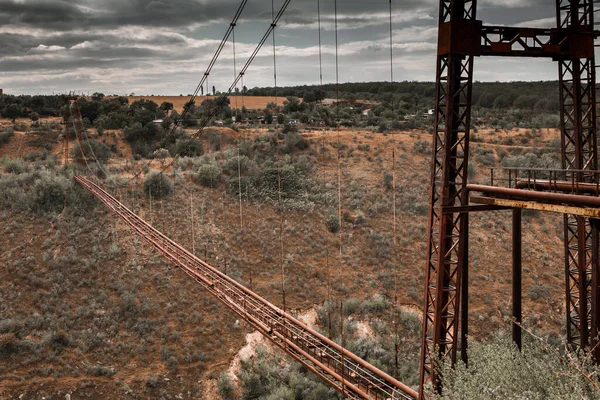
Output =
[{"x1": 0, "y1": 0, "x2": 563, "y2": 95}]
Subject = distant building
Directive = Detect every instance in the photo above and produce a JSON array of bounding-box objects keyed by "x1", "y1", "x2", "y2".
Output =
[{"x1": 362, "y1": 108, "x2": 372, "y2": 116}]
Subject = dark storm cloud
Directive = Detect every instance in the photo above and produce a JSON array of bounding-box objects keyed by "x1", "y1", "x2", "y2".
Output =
[
  {"x1": 0, "y1": 0, "x2": 86, "y2": 29},
  {"x1": 0, "y1": 0, "x2": 563, "y2": 94},
  {"x1": 0, "y1": 0, "x2": 437, "y2": 31}
]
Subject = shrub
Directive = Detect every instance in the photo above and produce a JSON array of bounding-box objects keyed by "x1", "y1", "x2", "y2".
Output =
[
  {"x1": 146, "y1": 375, "x2": 159, "y2": 388},
  {"x1": 123, "y1": 122, "x2": 161, "y2": 143},
  {"x1": 437, "y1": 332, "x2": 600, "y2": 399},
  {"x1": 170, "y1": 136, "x2": 203, "y2": 157},
  {"x1": 71, "y1": 139, "x2": 112, "y2": 163},
  {"x1": 527, "y1": 284, "x2": 551, "y2": 301},
  {"x1": 208, "y1": 130, "x2": 223, "y2": 151},
  {"x1": 501, "y1": 152, "x2": 560, "y2": 172},
  {"x1": 383, "y1": 173, "x2": 393, "y2": 190},
  {"x1": 281, "y1": 131, "x2": 309, "y2": 154},
  {"x1": 0, "y1": 128, "x2": 14, "y2": 145},
  {"x1": 326, "y1": 213, "x2": 340, "y2": 233},
  {"x1": 221, "y1": 152, "x2": 252, "y2": 176},
  {"x1": 131, "y1": 139, "x2": 154, "y2": 157},
  {"x1": 251, "y1": 166, "x2": 306, "y2": 203},
  {"x1": 197, "y1": 164, "x2": 222, "y2": 188},
  {"x1": 86, "y1": 365, "x2": 116, "y2": 377},
  {"x1": 153, "y1": 148, "x2": 170, "y2": 160},
  {"x1": 3, "y1": 159, "x2": 28, "y2": 174},
  {"x1": 24, "y1": 150, "x2": 48, "y2": 162},
  {"x1": 143, "y1": 170, "x2": 173, "y2": 197},
  {"x1": 217, "y1": 373, "x2": 236, "y2": 399},
  {"x1": 0, "y1": 333, "x2": 19, "y2": 355},
  {"x1": 30, "y1": 172, "x2": 69, "y2": 213},
  {"x1": 413, "y1": 140, "x2": 431, "y2": 155},
  {"x1": 47, "y1": 330, "x2": 71, "y2": 352}
]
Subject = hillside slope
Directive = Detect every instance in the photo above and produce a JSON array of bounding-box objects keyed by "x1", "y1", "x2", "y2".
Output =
[{"x1": 0, "y1": 124, "x2": 568, "y2": 398}]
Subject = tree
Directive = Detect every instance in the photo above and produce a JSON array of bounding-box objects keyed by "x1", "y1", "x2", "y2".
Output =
[
  {"x1": 283, "y1": 96, "x2": 301, "y2": 113},
  {"x1": 160, "y1": 102, "x2": 174, "y2": 115},
  {"x1": 71, "y1": 139, "x2": 112, "y2": 163},
  {"x1": 144, "y1": 170, "x2": 173, "y2": 197},
  {"x1": 4, "y1": 104, "x2": 22, "y2": 122},
  {"x1": 265, "y1": 112, "x2": 273, "y2": 125},
  {"x1": 303, "y1": 91, "x2": 316, "y2": 103},
  {"x1": 212, "y1": 86, "x2": 216, "y2": 96},
  {"x1": 133, "y1": 108, "x2": 156, "y2": 126},
  {"x1": 91, "y1": 92, "x2": 105, "y2": 102}
]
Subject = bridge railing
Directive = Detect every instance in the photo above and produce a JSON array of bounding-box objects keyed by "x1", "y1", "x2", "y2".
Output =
[
  {"x1": 487, "y1": 167, "x2": 600, "y2": 195},
  {"x1": 75, "y1": 175, "x2": 418, "y2": 400}
]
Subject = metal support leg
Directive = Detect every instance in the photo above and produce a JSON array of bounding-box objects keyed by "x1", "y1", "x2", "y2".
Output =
[
  {"x1": 591, "y1": 218, "x2": 600, "y2": 361},
  {"x1": 460, "y1": 213, "x2": 469, "y2": 365},
  {"x1": 512, "y1": 208, "x2": 522, "y2": 351}
]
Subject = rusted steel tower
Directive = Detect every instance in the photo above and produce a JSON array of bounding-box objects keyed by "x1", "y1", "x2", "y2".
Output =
[{"x1": 420, "y1": 0, "x2": 599, "y2": 396}]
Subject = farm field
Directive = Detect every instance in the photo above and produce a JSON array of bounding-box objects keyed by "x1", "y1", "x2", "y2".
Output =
[{"x1": 117, "y1": 95, "x2": 291, "y2": 112}]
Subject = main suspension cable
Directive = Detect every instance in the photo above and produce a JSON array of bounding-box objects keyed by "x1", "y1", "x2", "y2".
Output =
[
  {"x1": 272, "y1": 0, "x2": 279, "y2": 112},
  {"x1": 232, "y1": 23, "x2": 238, "y2": 113}
]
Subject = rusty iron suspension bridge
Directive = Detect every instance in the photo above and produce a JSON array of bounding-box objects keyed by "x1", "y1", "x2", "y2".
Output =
[{"x1": 62, "y1": 0, "x2": 600, "y2": 399}]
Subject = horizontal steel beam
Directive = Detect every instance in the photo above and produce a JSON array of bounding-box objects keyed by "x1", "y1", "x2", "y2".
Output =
[
  {"x1": 74, "y1": 176, "x2": 418, "y2": 400},
  {"x1": 471, "y1": 196, "x2": 600, "y2": 218},
  {"x1": 468, "y1": 184, "x2": 600, "y2": 208},
  {"x1": 442, "y1": 205, "x2": 512, "y2": 214},
  {"x1": 438, "y1": 22, "x2": 594, "y2": 59}
]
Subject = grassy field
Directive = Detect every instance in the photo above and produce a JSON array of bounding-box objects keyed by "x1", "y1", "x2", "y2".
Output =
[{"x1": 121, "y1": 95, "x2": 290, "y2": 112}]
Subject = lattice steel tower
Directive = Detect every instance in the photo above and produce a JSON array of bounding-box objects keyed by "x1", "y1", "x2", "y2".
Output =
[{"x1": 420, "y1": 0, "x2": 599, "y2": 396}]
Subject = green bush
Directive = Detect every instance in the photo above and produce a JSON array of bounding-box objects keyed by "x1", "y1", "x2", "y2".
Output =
[
  {"x1": 3, "y1": 158, "x2": 29, "y2": 174},
  {"x1": 0, "y1": 164, "x2": 97, "y2": 214},
  {"x1": 250, "y1": 166, "x2": 305, "y2": 203},
  {"x1": 221, "y1": 152, "x2": 252, "y2": 176},
  {"x1": 325, "y1": 213, "x2": 340, "y2": 233},
  {"x1": 143, "y1": 170, "x2": 173, "y2": 197},
  {"x1": 71, "y1": 138, "x2": 112, "y2": 163},
  {"x1": 217, "y1": 373, "x2": 236, "y2": 399},
  {"x1": 501, "y1": 152, "x2": 560, "y2": 172},
  {"x1": 170, "y1": 136, "x2": 203, "y2": 157},
  {"x1": 413, "y1": 140, "x2": 431, "y2": 155},
  {"x1": 197, "y1": 164, "x2": 222, "y2": 188},
  {"x1": 0, "y1": 333, "x2": 19, "y2": 355},
  {"x1": 527, "y1": 284, "x2": 551, "y2": 301},
  {"x1": 281, "y1": 131, "x2": 309, "y2": 154},
  {"x1": 437, "y1": 332, "x2": 600, "y2": 399},
  {"x1": 0, "y1": 128, "x2": 14, "y2": 145},
  {"x1": 383, "y1": 173, "x2": 393, "y2": 190},
  {"x1": 239, "y1": 346, "x2": 340, "y2": 400},
  {"x1": 123, "y1": 121, "x2": 161, "y2": 143},
  {"x1": 30, "y1": 172, "x2": 69, "y2": 213}
]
